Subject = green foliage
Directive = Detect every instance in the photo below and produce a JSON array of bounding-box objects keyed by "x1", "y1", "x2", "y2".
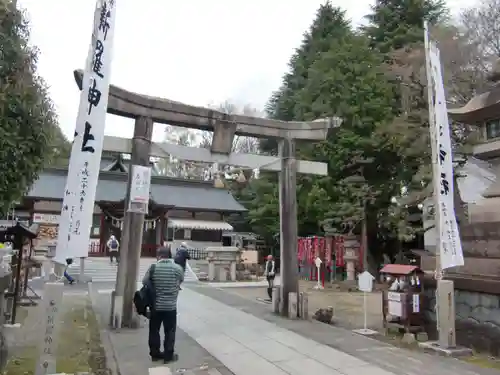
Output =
[
  {"x1": 295, "y1": 33, "x2": 412, "y2": 234},
  {"x1": 0, "y1": 1, "x2": 63, "y2": 213},
  {"x1": 241, "y1": 0, "x2": 482, "y2": 258},
  {"x1": 262, "y1": 2, "x2": 351, "y2": 154},
  {"x1": 228, "y1": 174, "x2": 280, "y2": 243},
  {"x1": 363, "y1": 0, "x2": 448, "y2": 53}
]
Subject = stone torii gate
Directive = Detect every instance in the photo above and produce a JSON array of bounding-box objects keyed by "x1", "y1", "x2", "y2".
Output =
[{"x1": 74, "y1": 70, "x2": 331, "y2": 322}]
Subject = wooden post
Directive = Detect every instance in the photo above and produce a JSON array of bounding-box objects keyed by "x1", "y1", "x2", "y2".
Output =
[
  {"x1": 278, "y1": 138, "x2": 299, "y2": 316},
  {"x1": 121, "y1": 116, "x2": 153, "y2": 327}
]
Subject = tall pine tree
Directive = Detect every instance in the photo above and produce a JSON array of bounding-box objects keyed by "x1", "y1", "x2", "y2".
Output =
[
  {"x1": 363, "y1": 0, "x2": 447, "y2": 53},
  {"x1": 262, "y1": 2, "x2": 351, "y2": 154}
]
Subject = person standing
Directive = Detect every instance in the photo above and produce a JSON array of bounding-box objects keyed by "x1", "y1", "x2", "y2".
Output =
[
  {"x1": 143, "y1": 247, "x2": 184, "y2": 363},
  {"x1": 264, "y1": 255, "x2": 276, "y2": 300},
  {"x1": 174, "y1": 242, "x2": 190, "y2": 290},
  {"x1": 106, "y1": 235, "x2": 120, "y2": 264}
]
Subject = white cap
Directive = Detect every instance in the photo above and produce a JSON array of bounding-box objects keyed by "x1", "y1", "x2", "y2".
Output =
[{"x1": 181, "y1": 241, "x2": 187, "y2": 248}]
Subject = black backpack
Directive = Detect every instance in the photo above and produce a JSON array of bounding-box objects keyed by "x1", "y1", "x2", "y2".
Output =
[{"x1": 134, "y1": 264, "x2": 156, "y2": 316}]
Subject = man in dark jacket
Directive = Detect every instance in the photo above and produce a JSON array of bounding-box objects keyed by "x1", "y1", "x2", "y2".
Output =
[{"x1": 174, "y1": 242, "x2": 191, "y2": 272}]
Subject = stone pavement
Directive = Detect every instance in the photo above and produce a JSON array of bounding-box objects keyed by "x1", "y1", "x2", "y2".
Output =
[
  {"x1": 91, "y1": 290, "x2": 233, "y2": 375},
  {"x1": 189, "y1": 284, "x2": 499, "y2": 375},
  {"x1": 177, "y1": 287, "x2": 391, "y2": 375},
  {"x1": 91, "y1": 282, "x2": 499, "y2": 375}
]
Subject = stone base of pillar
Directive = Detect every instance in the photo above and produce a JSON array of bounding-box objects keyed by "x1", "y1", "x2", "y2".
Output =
[
  {"x1": 288, "y1": 292, "x2": 298, "y2": 319},
  {"x1": 346, "y1": 260, "x2": 355, "y2": 281},
  {"x1": 272, "y1": 287, "x2": 280, "y2": 314},
  {"x1": 299, "y1": 292, "x2": 309, "y2": 320},
  {"x1": 208, "y1": 262, "x2": 215, "y2": 281},
  {"x1": 110, "y1": 293, "x2": 122, "y2": 329},
  {"x1": 230, "y1": 262, "x2": 236, "y2": 281},
  {"x1": 437, "y1": 279, "x2": 456, "y2": 348},
  {"x1": 75, "y1": 257, "x2": 92, "y2": 284}
]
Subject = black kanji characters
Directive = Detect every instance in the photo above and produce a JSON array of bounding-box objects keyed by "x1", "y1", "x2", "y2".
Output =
[
  {"x1": 87, "y1": 78, "x2": 102, "y2": 115},
  {"x1": 93, "y1": 40, "x2": 105, "y2": 78},
  {"x1": 99, "y1": 2, "x2": 111, "y2": 40},
  {"x1": 439, "y1": 145, "x2": 447, "y2": 165},
  {"x1": 81, "y1": 122, "x2": 95, "y2": 153},
  {"x1": 440, "y1": 172, "x2": 450, "y2": 195}
]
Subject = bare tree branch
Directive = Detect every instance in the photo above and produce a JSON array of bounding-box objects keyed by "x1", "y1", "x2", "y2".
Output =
[{"x1": 460, "y1": 0, "x2": 500, "y2": 60}]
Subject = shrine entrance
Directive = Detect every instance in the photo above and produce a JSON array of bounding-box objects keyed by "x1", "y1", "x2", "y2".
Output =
[{"x1": 96, "y1": 200, "x2": 168, "y2": 257}]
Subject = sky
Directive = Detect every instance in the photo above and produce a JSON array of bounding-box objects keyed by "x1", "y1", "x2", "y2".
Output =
[{"x1": 18, "y1": 0, "x2": 471, "y2": 142}]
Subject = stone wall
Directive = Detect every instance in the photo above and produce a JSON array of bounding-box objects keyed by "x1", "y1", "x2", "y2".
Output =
[
  {"x1": 423, "y1": 287, "x2": 500, "y2": 355},
  {"x1": 460, "y1": 221, "x2": 500, "y2": 258}
]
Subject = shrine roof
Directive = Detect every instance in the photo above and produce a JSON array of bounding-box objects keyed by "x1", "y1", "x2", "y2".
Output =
[
  {"x1": 26, "y1": 168, "x2": 247, "y2": 213},
  {"x1": 448, "y1": 85, "x2": 500, "y2": 124},
  {"x1": 380, "y1": 264, "x2": 422, "y2": 275}
]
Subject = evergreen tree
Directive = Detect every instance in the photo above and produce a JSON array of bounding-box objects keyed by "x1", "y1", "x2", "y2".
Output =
[
  {"x1": 262, "y1": 2, "x2": 351, "y2": 153},
  {"x1": 363, "y1": 0, "x2": 448, "y2": 53},
  {"x1": 0, "y1": 1, "x2": 64, "y2": 213}
]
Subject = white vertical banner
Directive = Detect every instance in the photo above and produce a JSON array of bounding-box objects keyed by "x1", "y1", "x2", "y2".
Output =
[
  {"x1": 55, "y1": 0, "x2": 117, "y2": 264},
  {"x1": 424, "y1": 25, "x2": 464, "y2": 270},
  {"x1": 130, "y1": 165, "x2": 152, "y2": 204}
]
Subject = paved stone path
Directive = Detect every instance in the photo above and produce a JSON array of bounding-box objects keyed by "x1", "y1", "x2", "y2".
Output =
[
  {"x1": 189, "y1": 285, "x2": 498, "y2": 375},
  {"x1": 87, "y1": 278, "x2": 498, "y2": 375},
  {"x1": 91, "y1": 289, "x2": 233, "y2": 375},
  {"x1": 178, "y1": 287, "x2": 393, "y2": 375}
]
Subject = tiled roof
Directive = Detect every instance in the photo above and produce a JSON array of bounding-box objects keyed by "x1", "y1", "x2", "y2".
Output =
[
  {"x1": 380, "y1": 264, "x2": 422, "y2": 275},
  {"x1": 27, "y1": 168, "x2": 247, "y2": 212}
]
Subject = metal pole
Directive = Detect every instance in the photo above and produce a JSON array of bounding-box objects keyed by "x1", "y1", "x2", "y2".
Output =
[
  {"x1": 278, "y1": 138, "x2": 299, "y2": 316},
  {"x1": 361, "y1": 200, "x2": 368, "y2": 272},
  {"x1": 424, "y1": 21, "x2": 457, "y2": 348},
  {"x1": 363, "y1": 291, "x2": 367, "y2": 330},
  {"x1": 121, "y1": 116, "x2": 153, "y2": 327},
  {"x1": 424, "y1": 19, "x2": 442, "y2": 287}
]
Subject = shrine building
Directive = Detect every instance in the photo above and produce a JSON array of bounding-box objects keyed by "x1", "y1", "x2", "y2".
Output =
[{"x1": 15, "y1": 153, "x2": 246, "y2": 257}]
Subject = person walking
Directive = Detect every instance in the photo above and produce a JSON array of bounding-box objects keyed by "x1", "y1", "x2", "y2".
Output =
[
  {"x1": 264, "y1": 254, "x2": 276, "y2": 300},
  {"x1": 143, "y1": 246, "x2": 184, "y2": 363},
  {"x1": 106, "y1": 235, "x2": 120, "y2": 264},
  {"x1": 174, "y1": 242, "x2": 191, "y2": 272},
  {"x1": 174, "y1": 242, "x2": 190, "y2": 290},
  {"x1": 64, "y1": 258, "x2": 75, "y2": 285}
]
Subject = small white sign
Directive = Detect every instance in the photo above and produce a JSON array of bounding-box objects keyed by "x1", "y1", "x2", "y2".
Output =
[
  {"x1": 314, "y1": 256, "x2": 322, "y2": 268},
  {"x1": 36, "y1": 282, "x2": 64, "y2": 375},
  {"x1": 130, "y1": 165, "x2": 152, "y2": 204},
  {"x1": 32, "y1": 213, "x2": 60, "y2": 225},
  {"x1": 387, "y1": 292, "x2": 403, "y2": 317},
  {"x1": 357, "y1": 271, "x2": 374, "y2": 293},
  {"x1": 412, "y1": 294, "x2": 420, "y2": 313}
]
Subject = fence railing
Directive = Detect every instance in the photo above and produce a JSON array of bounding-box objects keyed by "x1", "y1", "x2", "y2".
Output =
[{"x1": 187, "y1": 248, "x2": 208, "y2": 260}]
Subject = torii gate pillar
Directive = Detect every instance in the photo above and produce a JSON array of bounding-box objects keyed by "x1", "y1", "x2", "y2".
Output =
[{"x1": 279, "y1": 138, "x2": 299, "y2": 315}]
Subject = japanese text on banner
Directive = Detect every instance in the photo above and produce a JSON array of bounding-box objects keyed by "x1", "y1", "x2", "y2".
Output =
[
  {"x1": 425, "y1": 36, "x2": 464, "y2": 270},
  {"x1": 55, "y1": 0, "x2": 117, "y2": 263},
  {"x1": 130, "y1": 165, "x2": 152, "y2": 204}
]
